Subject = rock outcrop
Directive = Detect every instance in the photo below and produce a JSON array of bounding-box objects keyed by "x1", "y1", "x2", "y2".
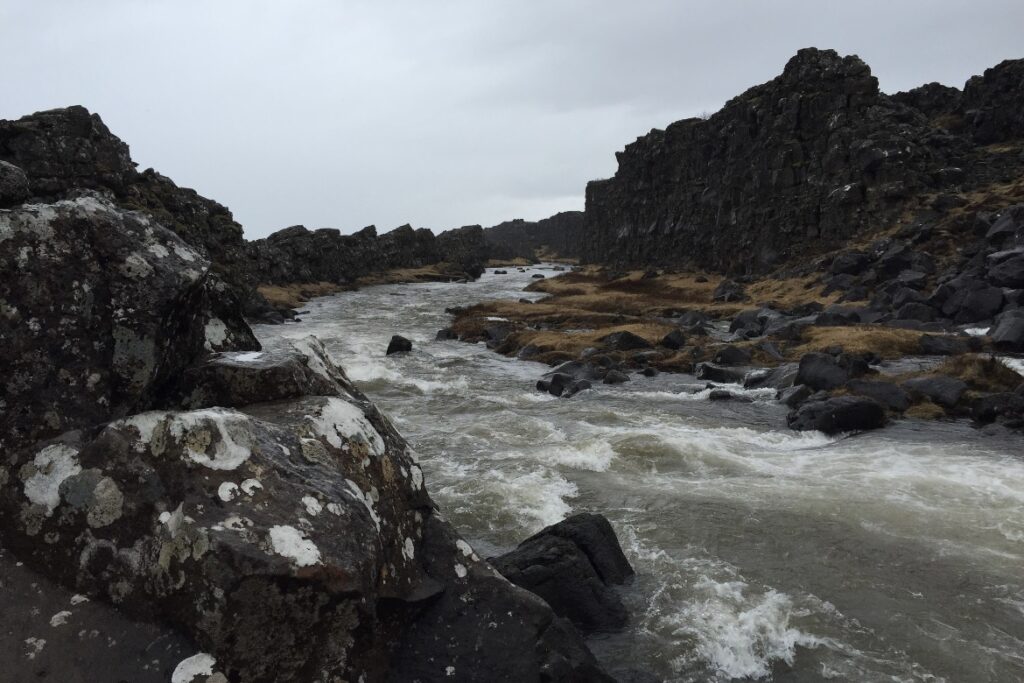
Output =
[
  {"x1": 0, "y1": 117, "x2": 611, "y2": 683},
  {"x1": 483, "y1": 211, "x2": 585, "y2": 261},
  {"x1": 580, "y1": 49, "x2": 1024, "y2": 274}
]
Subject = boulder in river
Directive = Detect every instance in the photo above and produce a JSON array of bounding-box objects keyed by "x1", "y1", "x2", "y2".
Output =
[
  {"x1": 795, "y1": 352, "x2": 850, "y2": 390},
  {"x1": 598, "y1": 330, "x2": 654, "y2": 351},
  {"x1": 491, "y1": 514, "x2": 633, "y2": 633},
  {"x1": 787, "y1": 395, "x2": 887, "y2": 434},
  {"x1": 901, "y1": 375, "x2": 968, "y2": 409},
  {"x1": 386, "y1": 334, "x2": 413, "y2": 355}
]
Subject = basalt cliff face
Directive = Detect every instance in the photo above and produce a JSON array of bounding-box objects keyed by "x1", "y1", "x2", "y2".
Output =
[
  {"x1": 581, "y1": 48, "x2": 1024, "y2": 274},
  {"x1": 483, "y1": 211, "x2": 585, "y2": 261},
  {"x1": 0, "y1": 112, "x2": 611, "y2": 681}
]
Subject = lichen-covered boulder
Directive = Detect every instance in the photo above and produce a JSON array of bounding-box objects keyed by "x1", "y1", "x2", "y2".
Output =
[{"x1": 0, "y1": 193, "x2": 257, "y2": 455}]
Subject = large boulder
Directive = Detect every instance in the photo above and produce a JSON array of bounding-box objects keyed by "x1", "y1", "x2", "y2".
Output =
[
  {"x1": 598, "y1": 330, "x2": 653, "y2": 351},
  {"x1": 991, "y1": 310, "x2": 1024, "y2": 351},
  {"x1": 491, "y1": 514, "x2": 633, "y2": 634},
  {"x1": 787, "y1": 396, "x2": 887, "y2": 434},
  {"x1": 845, "y1": 379, "x2": 911, "y2": 412},
  {"x1": 0, "y1": 194, "x2": 257, "y2": 457},
  {"x1": 0, "y1": 159, "x2": 30, "y2": 207},
  {"x1": 386, "y1": 334, "x2": 413, "y2": 355},
  {"x1": 902, "y1": 375, "x2": 968, "y2": 409},
  {"x1": 795, "y1": 352, "x2": 850, "y2": 391}
]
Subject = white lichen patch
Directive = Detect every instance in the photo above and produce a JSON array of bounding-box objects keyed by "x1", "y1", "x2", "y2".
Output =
[
  {"x1": 268, "y1": 525, "x2": 322, "y2": 567},
  {"x1": 86, "y1": 477, "x2": 124, "y2": 528},
  {"x1": 159, "y1": 504, "x2": 185, "y2": 536},
  {"x1": 302, "y1": 495, "x2": 322, "y2": 517},
  {"x1": 70, "y1": 594, "x2": 89, "y2": 605},
  {"x1": 22, "y1": 444, "x2": 81, "y2": 515},
  {"x1": 402, "y1": 537, "x2": 415, "y2": 561},
  {"x1": 326, "y1": 502, "x2": 343, "y2": 516},
  {"x1": 49, "y1": 610, "x2": 72, "y2": 627},
  {"x1": 172, "y1": 652, "x2": 216, "y2": 683},
  {"x1": 166, "y1": 409, "x2": 254, "y2": 471},
  {"x1": 454, "y1": 563, "x2": 467, "y2": 578},
  {"x1": 147, "y1": 243, "x2": 170, "y2": 259},
  {"x1": 455, "y1": 539, "x2": 480, "y2": 562},
  {"x1": 173, "y1": 244, "x2": 197, "y2": 262},
  {"x1": 240, "y1": 478, "x2": 263, "y2": 496},
  {"x1": 230, "y1": 351, "x2": 263, "y2": 363},
  {"x1": 307, "y1": 398, "x2": 385, "y2": 456},
  {"x1": 24, "y1": 637, "x2": 45, "y2": 660},
  {"x1": 217, "y1": 482, "x2": 239, "y2": 502},
  {"x1": 203, "y1": 318, "x2": 229, "y2": 351},
  {"x1": 410, "y1": 465, "x2": 424, "y2": 491}
]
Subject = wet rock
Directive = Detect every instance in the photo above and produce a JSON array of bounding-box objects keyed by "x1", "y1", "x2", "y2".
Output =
[
  {"x1": 971, "y1": 392, "x2": 1024, "y2": 425},
  {"x1": 845, "y1": 379, "x2": 911, "y2": 412},
  {"x1": 991, "y1": 310, "x2": 1024, "y2": 350},
  {"x1": 602, "y1": 370, "x2": 630, "y2": 385},
  {"x1": 795, "y1": 353, "x2": 849, "y2": 391},
  {"x1": 435, "y1": 327, "x2": 458, "y2": 341},
  {"x1": 0, "y1": 159, "x2": 30, "y2": 206},
  {"x1": 987, "y1": 248, "x2": 1024, "y2": 288},
  {"x1": 491, "y1": 514, "x2": 633, "y2": 633},
  {"x1": 694, "y1": 363, "x2": 748, "y2": 384},
  {"x1": 532, "y1": 273, "x2": 546, "y2": 279},
  {"x1": 778, "y1": 384, "x2": 813, "y2": 408},
  {"x1": 493, "y1": 269, "x2": 508, "y2": 274},
  {"x1": 713, "y1": 345, "x2": 752, "y2": 366},
  {"x1": 598, "y1": 331, "x2": 653, "y2": 351},
  {"x1": 641, "y1": 367, "x2": 659, "y2": 377},
  {"x1": 386, "y1": 334, "x2": 413, "y2": 355},
  {"x1": 902, "y1": 376, "x2": 968, "y2": 409},
  {"x1": 744, "y1": 363, "x2": 799, "y2": 390},
  {"x1": 787, "y1": 396, "x2": 887, "y2": 434}
]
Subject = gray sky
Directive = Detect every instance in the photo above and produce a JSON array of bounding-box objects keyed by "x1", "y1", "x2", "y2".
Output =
[{"x1": 2, "y1": 1, "x2": 1022, "y2": 238}]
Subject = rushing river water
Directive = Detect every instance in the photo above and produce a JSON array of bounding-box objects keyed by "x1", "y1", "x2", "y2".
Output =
[{"x1": 255, "y1": 265, "x2": 1024, "y2": 682}]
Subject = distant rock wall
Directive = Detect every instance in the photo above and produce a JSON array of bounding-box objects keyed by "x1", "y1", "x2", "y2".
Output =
[
  {"x1": 580, "y1": 49, "x2": 1024, "y2": 274},
  {"x1": 483, "y1": 211, "x2": 585, "y2": 261}
]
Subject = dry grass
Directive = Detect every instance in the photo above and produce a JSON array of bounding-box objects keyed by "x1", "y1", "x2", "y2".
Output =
[
  {"x1": 792, "y1": 325, "x2": 924, "y2": 359},
  {"x1": 905, "y1": 400, "x2": 947, "y2": 420},
  {"x1": 486, "y1": 257, "x2": 532, "y2": 267},
  {"x1": 356, "y1": 263, "x2": 464, "y2": 286},
  {"x1": 516, "y1": 322, "x2": 673, "y2": 355},
  {"x1": 258, "y1": 282, "x2": 344, "y2": 309},
  {"x1": 932, "y1": 355, "x2": 1023, "y2": 393}
]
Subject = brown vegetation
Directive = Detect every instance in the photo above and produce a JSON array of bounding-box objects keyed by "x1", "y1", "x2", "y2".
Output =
[{"x1": 257, "y1": 282, "x2": 344, "y2": 310}]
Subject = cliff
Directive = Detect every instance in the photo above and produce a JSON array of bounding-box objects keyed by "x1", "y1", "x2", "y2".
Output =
[
  {"x1": 581, "y1": 49, "x2": 1024, "y2": 274},
  {"x1": 483, "y1": 211, "x2": 585, "y2": 261}
]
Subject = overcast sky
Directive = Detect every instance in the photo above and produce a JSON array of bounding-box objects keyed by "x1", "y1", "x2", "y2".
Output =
[{"x1": 2, "y1": 1, "x2": 1022, "y2": 238}]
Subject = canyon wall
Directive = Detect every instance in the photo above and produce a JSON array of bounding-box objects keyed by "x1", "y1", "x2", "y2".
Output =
[
  {"x1": 580, "y1": 49, "x2": 1024, "y2": 274},
  {"x1": 483, "y1": 211, "x2": 585, "y2": 261}
]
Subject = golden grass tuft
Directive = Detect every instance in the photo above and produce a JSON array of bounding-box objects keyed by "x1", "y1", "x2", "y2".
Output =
[
  {"x1": 904, "y1": 400, "x2": 947, "y2": 420},
  {"x1": 932, "y1": 355, "x2": 1023, "y2": 393},
  {"x1": 793, "y1": 325, "x2": 923, "y2": 359},
  {"x1": 257, "y1": 282, "x2": 343, "y2": 309}
]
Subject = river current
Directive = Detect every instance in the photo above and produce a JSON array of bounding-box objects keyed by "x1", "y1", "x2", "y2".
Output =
[{"x1": 255, "y1": 265, "x2": 1024, "y2": 682}]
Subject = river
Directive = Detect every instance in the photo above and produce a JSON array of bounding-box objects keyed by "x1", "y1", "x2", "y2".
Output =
[{"x1": 254, "y1": 265, "x2": 1024, "y2": 682}]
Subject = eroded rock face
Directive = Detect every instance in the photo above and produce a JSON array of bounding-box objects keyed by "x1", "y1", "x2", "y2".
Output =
[
  {"x1": 0, "y1": 193, "x2": 257, "y2": 456},
  {"x1": 580, "y1": 49, "x2": 1024, "y2": 274},
  {"x1": 483, "y1": 211, "x2": 585, "y2": 261}
]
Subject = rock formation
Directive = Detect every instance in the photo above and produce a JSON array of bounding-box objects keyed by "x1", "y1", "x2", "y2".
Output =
[
  {"x1": 483, "y1": 211, "x2": 585, "y2": 261},
  {"x1": 0, "y1": 114, "x2": 613, "y2": 681},
  {"x1": 580, "y1": 49, "x2": 1024, "y2": 274}
]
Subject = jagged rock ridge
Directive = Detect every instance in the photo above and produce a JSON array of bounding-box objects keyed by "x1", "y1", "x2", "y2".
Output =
[{"x1": 581, "y1": 48, "x2": 1024, "y2": 274}]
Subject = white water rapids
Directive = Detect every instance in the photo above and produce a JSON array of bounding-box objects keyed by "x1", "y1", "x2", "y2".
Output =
[{"x1": 255, "y1": 265, "x2": 1024, "y2": 682}]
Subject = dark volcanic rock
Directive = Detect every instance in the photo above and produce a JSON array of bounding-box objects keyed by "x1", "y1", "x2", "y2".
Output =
[
  {"x1": 0, "y1": 159, "x2": 30, "y2": 206},
  {"x1": 787, "y1": 396, "x2": 887, "y2": 433},
  {"x1": 714, "y1": 345, "x2": 753, "y2": 366},
  {"x1": 713, "y1": 279, "x2": 745, "y2": 302},
  {"x1": 902, "y1": 375, "x2": 968, "y2": 409},
  {"x1": 660, "y1": 328, "x2": 687, "y2": 350},
  {"x1": 491, "y1": 514, "x2": 633, "y2": 633},
  {"x1": 0, "y1": 193, "x2": 257, "y2": 457},
  {"x1": 695, "y1": 363, "x2": 748, "y2": 384},
  {"x1": 598, "y1": 330, "x2": 654, "y2": 351},
  {"x1": 845, "y1": 379, "x2": 911, "y2": 412},
  {"x1": 582, "y1": 49, "x2": 964, "y2": 273},
  {"x1": 744, "y1": 363, "x2": 799, "y2": 390},
  {"x1": 483, "y1": 212, "x2": 585, "y2": 261},
  {"x1": 991, "y1": 311, "x2": 1024, "y2": 351},
  {"x1": 386, "y1": 334, "x2": 413, "y2": 355},
  {"x1": 795, "y1": 352, "x2": 850, "y2": 391}
]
